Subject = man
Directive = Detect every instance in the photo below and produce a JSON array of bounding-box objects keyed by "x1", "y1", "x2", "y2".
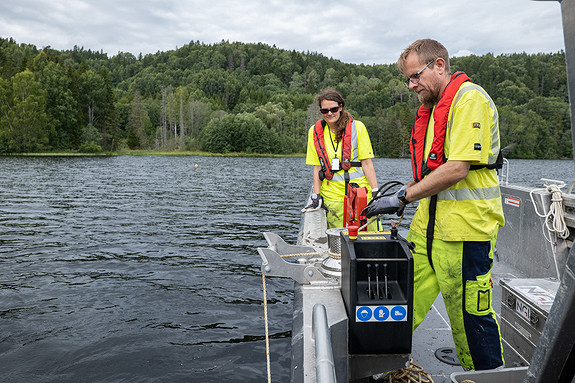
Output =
[{"x1": 365, "y1": 39, "x2": 505, "y2": 370}]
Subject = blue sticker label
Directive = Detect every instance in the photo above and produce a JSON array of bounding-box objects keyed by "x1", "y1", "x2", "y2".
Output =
[
  {"x1": 391, "y1": 305, "x2": 407, "y2": 321},
  {"x1": 356, "y1": 306, "x2": 373, "y2": 321},
  {"x1": 355, "y1": 305, "x2": 408, "y2": 322},
  {"x1": 373, "y1": 306, "x2": 390, "y2": 321}
]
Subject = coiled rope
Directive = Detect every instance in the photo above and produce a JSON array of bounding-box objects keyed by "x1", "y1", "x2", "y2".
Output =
[
  {"x1": 374, "y1": 358, "x2": 434, "y2": 382},
  {"x1": 530, "y1": 183, "x2": 570, "y2": 279}
]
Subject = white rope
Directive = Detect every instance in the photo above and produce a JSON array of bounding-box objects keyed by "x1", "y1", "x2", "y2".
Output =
[
  {"x1": 530, "y1": 183, "x2": 570, "y2": 279},
  {"x1": 530, "y1": 183, "x2": 570, "y2": 240},
  {"x1": 262, "y1": 274, "x2": 272, "y2": 383},
  {"x1": 546, "y1": 184, "x2": 570, "y2": 240}
]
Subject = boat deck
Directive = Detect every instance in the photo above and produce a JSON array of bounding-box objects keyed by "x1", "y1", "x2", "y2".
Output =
[{"x1": 409, "y1": 256, "x2": 527, "y2": 382}]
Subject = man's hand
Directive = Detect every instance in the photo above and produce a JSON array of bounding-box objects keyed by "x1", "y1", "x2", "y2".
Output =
[{"x1": 364, "y1": 195, "x2": 402, "y2": 218}]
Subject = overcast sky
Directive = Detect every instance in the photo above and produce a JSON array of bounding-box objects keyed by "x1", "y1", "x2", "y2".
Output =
[{"x1": 0, "y1": 0, "x2": 565, "y2": 65}]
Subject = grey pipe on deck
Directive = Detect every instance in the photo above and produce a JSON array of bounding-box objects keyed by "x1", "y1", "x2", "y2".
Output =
[{"x1": 312, "y1": 304, "x2": 337, "y2": 383}]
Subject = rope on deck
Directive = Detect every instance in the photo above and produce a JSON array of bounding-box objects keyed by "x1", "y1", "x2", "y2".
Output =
[{"x1": 375, "y1": 358, "x2": 434, "y2": 383}]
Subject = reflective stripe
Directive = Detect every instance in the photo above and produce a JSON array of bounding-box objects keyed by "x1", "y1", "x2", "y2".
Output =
[
  {"x1": 436, "y1": 185, "x2": 501, "y2": 201},
  {"x1": 448, "y1": 84, "x2": 500, "y2": 164},
  {"x1": 350, "y1": 120, "x2": 359, "y2": 161},
  {"x1": 331, "y1": 168, "x2": 365, "y2": 181}
]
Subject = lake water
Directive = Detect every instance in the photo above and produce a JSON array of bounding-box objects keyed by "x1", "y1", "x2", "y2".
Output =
[{"x1": 0, "y1": 156, "x2": 573, "y2": 382}]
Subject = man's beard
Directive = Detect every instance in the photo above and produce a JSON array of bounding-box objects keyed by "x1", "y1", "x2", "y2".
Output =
[{"x1": 418, "y1": 81, "x2": 442, "y2": 108}]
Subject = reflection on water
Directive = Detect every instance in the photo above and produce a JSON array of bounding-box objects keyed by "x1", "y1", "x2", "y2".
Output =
[{"x1": 0, "y1": 156, "x2": 572, "y2": 382}]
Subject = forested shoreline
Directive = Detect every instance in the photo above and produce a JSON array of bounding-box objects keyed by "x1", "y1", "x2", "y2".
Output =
[{"x1": 0, "y1": 37, "x2": 571, "y2": 158}]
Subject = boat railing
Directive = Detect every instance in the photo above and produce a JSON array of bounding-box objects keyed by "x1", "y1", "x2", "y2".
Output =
[
  {"x1": 312, "y1": 303, "x2": 337, "y2": 383},
  {"x1": 499, "y1": 157, "x2": 510, "y2": 185}
]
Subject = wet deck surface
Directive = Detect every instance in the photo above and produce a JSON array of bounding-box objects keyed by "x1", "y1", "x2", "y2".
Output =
[{"x1": 408, "y1": 257, "x2": 527, "y2": 383}]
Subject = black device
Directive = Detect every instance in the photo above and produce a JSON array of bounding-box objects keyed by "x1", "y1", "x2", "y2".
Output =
[{"x1": 340, "y1": 231, "x2": 414, "y2": 354}]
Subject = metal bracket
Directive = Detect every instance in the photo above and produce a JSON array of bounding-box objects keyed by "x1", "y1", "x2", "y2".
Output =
[
  {"x1": 258, "y1": 232, "x2": 334, "y2": 284},
  {"x1": 262, "y1": 232, "x2": 316, "y2": 256}
]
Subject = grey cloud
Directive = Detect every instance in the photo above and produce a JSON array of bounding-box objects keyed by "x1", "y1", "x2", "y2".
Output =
[{"x1": 0, "y1": 0, "x2": 565, "y2": 64}]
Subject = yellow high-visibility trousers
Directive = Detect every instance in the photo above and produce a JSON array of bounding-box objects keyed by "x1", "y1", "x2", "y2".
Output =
[{"x1": 407, "y1": 230, "x2": 504, "y2": 370}]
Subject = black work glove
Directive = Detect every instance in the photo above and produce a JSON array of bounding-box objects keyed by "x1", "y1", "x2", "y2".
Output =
[
  {"x1": 301, "y1": 193, "x2": 325, "y2": 212},
  {"x1": 364, "y1": 195, "x2": 402, "y2": 218}
]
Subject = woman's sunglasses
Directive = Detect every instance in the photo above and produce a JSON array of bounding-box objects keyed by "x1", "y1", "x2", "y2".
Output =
[{"x1": 320, "y1": 106, "x2": 341, "y2": 115}]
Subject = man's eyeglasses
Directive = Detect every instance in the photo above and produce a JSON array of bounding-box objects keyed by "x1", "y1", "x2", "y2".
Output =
[
  {"x1": 404, "y1": 61, "x2": 433, "y2": 87},
  {"x1": 320, "y1": 106, "x2": 341, "y2": 115}
]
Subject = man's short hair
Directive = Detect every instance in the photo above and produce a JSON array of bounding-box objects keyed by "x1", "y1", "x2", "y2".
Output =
[{"x1": 397, "y1": 39, "x2": 450, "y2": 74}]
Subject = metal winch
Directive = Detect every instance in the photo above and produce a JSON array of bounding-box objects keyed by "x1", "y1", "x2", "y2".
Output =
[{"x1": 319, "y1": 228, "x2": 345, "y2": 278}]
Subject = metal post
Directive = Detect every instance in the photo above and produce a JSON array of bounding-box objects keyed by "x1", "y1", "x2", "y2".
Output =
[
  {"x1": 537, "y1": 0, "x2": 575, "y2": 166},
  {"x1": 560, "y1": 0, "x2": 575, "y2": 166},
  {"x1": 313, "y1": 304, "x2": 337, "y2": 383},
  {"x1": 523, "y1": 243, "x2": 575, "y2": 382},
  {"x1": 522, "y1": 2, "x2": 575, "y2": 382}
]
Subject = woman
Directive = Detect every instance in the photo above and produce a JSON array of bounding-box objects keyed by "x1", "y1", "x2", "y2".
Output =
[{"x1": 302, "y1": 89, "x2": 379, "y2": 229}]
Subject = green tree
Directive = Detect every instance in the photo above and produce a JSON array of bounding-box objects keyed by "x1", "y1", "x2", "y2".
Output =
[
  {"x1": 31, "y1": 51, "x2": 79, "y2": 149},
  {"x1": 80, "y1": 123, "x2": 103, "y2": 152},
  {"x1": 127, "y1": 91, "x2": 151, "y2": 149},
  {"x1": 499, "y1": 107, "x2": 547, "y2": 158},
  {"x1": 78, "y1": 69, "x2": 107, "y2": 129},
  {"x1": 200, "y1": 112, "x2": 272, "y2": 153},
  {"x1": 0, "y1": 77, "x2": 13, "y2": 151},
  {"x1": 370, "y1": 103, "x2": 413, "y2": 157},
  {"x1": 188, "y1": 97, "x2": 212, "y2": 145},
  {"x1": 75, "y1": 67, "x2": 118, "y2": 151},
  {"x1": 0, "y1": 70, "x2": 50, "y2": 152},
  {"x1": 494, "y1": 80, "x2": 535, "y2": 107},
  {"x1": 254, "y1": 102, "x2": 286, "y2": 131},
  {"x1": 97, "y1": 67, "x2": 118, "y2": 151}
]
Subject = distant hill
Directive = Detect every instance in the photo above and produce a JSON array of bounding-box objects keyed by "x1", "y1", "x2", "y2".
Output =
[{"x1": 0, "y1": 37, "x2": 570, "y2": 158}]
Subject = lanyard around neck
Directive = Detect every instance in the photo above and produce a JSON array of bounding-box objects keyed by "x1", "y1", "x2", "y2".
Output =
[{"x1": 329, "y1": 130, "x2": 340, "y2": 158}]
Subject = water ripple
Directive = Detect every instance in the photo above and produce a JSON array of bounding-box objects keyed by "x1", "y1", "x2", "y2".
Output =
[{"x1": 0, "y1": 156, "x2": 572, "y2": 382}]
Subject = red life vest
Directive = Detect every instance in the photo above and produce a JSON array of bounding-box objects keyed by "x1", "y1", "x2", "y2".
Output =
[
  {"x1": 410, "y1": 71, "x2": 470, "y2": 182},
  {"x1": 312, "y1": 119, "x2": 354, "y2": 180}
]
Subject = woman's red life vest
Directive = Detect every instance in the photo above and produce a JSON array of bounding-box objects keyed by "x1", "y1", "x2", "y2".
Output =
[
  {"x1": 312, "y1": 119, "x2": 353, "y2": 180},
  {"x1": 410, "y1": 71, "x2": 470, "y2": 182}
]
